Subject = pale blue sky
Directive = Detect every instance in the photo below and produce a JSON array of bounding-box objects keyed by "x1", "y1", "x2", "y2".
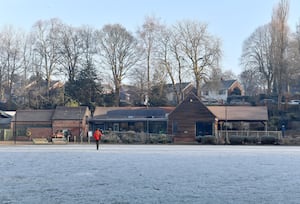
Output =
[{"x1": 0, "y1": 0, "x2": 299, "y2": 75}]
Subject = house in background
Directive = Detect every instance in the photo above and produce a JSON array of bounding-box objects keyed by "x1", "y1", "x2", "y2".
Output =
[
  {"x1": 119, "y1": 85, "x2": 142, "y2": 106},
  {"x1": 117, "y1": 82, "x2": 196, "y2": 107},
  {"x1": 0, "y1": 111, "x2": 13, "y2": 129},
  {"x1": 165, "y1": 82, "x2": 196, "y2": 105},
  {"x1": 11, "y1": 109, "x2": 54, "y2": 140},
  {"x1": 201, "y1": 79, "x2": 244, "y2": 103},
  {"x1": 51, "y1": 106, "x2": 91, "y2": 141}
]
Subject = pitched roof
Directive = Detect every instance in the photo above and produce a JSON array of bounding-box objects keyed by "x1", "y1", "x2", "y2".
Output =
[
  {"x1": 0, "y1": 118, "x2": 11, "y2": 125},
  {"x1": 221, "y1": 79, "x2": 236, "y2": 89},
  {"x1": 0, "y1": 110, "x2": 12, "y2": 118},
  {"x1": 208, "y1": 106, "x2": 268, "y2": 121},
  {"x1": 202, "y1": 79, "x2": 237, "y2": 91},
  {"x1": 93, "y1": 106, "x2": 174, "y2": 120},
  {"x1": 107, "y1": 108, "x2": 166, "y2": 118},
  {"x1": 166, "y1": 82, "x2": 192, "y2": 90},
  {"x1": 13, "y1": 109, "x2": 54, "y2": 122},
  {"x1": 168, "y1": 92, "x2": 216, "y2": 121},
  {"x1": 52, "y1": 106, "x2": 88, "y2": 120},
  {"x1": 93, "y1": 107, "x2": 142, "y2": 117}
]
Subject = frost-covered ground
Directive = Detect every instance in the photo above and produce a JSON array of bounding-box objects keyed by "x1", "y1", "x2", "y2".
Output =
[{"x1": 1, "y1": 144, "x2": 300, "y2": 204}]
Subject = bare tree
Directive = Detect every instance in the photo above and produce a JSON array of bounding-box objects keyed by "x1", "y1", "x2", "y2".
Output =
[
  {"x1": 241, "y1": 24, "x2": 274, "y2": 95},
  {"x1": 174, "y1": 20, "x2": 221, "y2": 97},
  {"x1": 157, "y1": 27, "x2": 179, "y2": 103},
  {"x1": 129, "y1": 65, "x2": 147, "y2": 105},
  {"x1": 296, "y1": 22, "x2": 300, "y2": 53},
  {"x1": 137, "y1": 16, "x2": 164, "y2": 104},
  {"x1": 270, "y1": 0, "x2": 289, "y2": 105},
  {"x1": 31, "y1": 18, "x2": 62, "y2": 98},
  {"x1": 78, "y1": 26, "x2": 97, "y2": 75},
  {"x1": 157, "y1": 25, "x2": 190, "y2": 105},
  {"x1": 97, "y1": 24, "x2": 140, "y2": 106},
  {"x1": 239, "y1": 68, "x2": 265, "y2": 96},
  {"x1": 286, "y1": 28, "x2": 300, "y2": 93},
  {"x1": 58, "y1": 24, "x2": 83, "y2": 82},
  {"x1": 0, "y1": 26, "x2": 23, "y2": 107}
]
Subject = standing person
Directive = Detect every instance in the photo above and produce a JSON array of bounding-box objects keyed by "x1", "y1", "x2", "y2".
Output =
[{"x1": 93, "y1": 128, "x2": 102, "y2": 150}]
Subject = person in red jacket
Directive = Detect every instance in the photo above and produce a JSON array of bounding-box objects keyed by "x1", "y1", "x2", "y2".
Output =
[{"x1": 93, "y1": 128, "x2": 102, "y2": 150}]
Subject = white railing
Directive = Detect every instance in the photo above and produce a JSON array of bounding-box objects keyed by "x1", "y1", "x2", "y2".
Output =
[
  {"x1": 219, "y1": 130, "x2": 281, "y2": 138},
  {"x1": 218, "y1": 130, "x2": 282, "y2": 144}
]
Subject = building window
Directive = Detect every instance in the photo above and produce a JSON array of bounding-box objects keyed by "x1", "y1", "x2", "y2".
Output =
[
  {"x1": 113, "y1": 123, "x2": 119, "y2": 131},
  {"x1": 172, "y1": 121, "x2": 178, "y2": 134},
  {"x1": 196, "y1": 122, "x2": 212, "y2": 136},
  {"x1": 219, "y1": 90, "x2": 226, "y2": 95}
]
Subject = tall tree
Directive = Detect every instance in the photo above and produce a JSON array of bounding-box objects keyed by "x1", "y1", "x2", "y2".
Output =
[
  {"x1": 137, "y1": 16, "x2": 164, "y2": 104},
  {"x1": 0, "y1": 26, "x2": 23, "y2": 108},
  {"x1": 58, "y1": 24, "x2": 83, "y2": 82},
  {"x1": 174, "y1": 20, "x2": 221, "y2": 97},
  {"x1": 31, "y1": 18, "x2": 62, "y2": 99},
  {"x1": 239, "y1": 68, "x2": 265, "y2": 96},
  {"x1": 79, "y1": 26, "x2": 97, "y2": 78},
  {"x1": 97, "y1": 24, "x2": 140, "y2": 106},
  {"x1": 286, "y1": 27, "x2": 300, "y2": 93},
  {"x1": 241, "y1": 24, "x2": 274, "y2": 95},
  {"x1": 270, "y1": 0, "x2": 289, "y2": 105}
]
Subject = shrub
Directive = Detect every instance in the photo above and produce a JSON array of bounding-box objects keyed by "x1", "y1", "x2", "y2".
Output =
[
  {"x1": 101, "y1": 133, "x2": 121, "y2": 143},
  {"x1": 201, "y1": 136, "x2": 217, "y2": 144},
  {"x1": 260, "y1": 136, "x2": 277, "y2": 145},
  {"x1": 243, "y1": 136, "x2": 258, "y2": 144},
  {"x1": 229, "y1": 136, "x2": 244, "y2": 145}
]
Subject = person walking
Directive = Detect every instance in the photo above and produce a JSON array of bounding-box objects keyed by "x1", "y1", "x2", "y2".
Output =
[{"x1": 93, "y1": 128, "x2": 102, "y2": 150}]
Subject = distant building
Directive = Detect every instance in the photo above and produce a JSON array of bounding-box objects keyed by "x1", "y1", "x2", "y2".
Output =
[
  {"x1": 0, "y1": 110, "x2": 13, "y2": 129},
  {"x1": 11, "y1": 106, "x2": 90, "y2": 141},
  {"x1": 165, "y1": 82, "x2": 196, "y2": 105},
  {"x1": 91, "y1": 106, "x2": 173, "y2": 133},
  {"x1": 118, "y1": 82, "x2": 195, "y2": 106},
  {"x1": 168, "y1": 92, "x2": 268, "y2": 143},
  {"x1": 201, "y1": 79, "x2": 244, "y2": 103}
]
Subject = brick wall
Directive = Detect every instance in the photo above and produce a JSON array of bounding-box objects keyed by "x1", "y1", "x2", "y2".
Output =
[{"x1": 28, "y1": 127, "x2": 52, "y2": 139}]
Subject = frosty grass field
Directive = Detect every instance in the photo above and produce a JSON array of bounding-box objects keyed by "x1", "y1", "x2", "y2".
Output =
[{"x1": 1, "y1": 144, "x2": 300, "y2": 204}]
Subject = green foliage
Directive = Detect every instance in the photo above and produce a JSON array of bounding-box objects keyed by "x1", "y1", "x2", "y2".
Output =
[
  {"x1": 229, "y1": 136, "x2": 244, "y2": 145},
  {"x1": 197, "y1": 136, "x2": 217, "y2": 144},
  {"x1": 243, "y1": 136, "x2": 259, "y2": 144},
  {"x1": 65, "y1": 66, "x2": 103, "y2": 111},
  {"x1": 101, "y1": 132, "x2": 172, "y2": 144},
  {"x1": 260, "y1": 136, "x2": 278, "y2": 144},
  {"x1": 103, "y1": 93, "x2": 116, "y2": 107},
  {"x1": 149, "y1": 84, "x2": 168, "y2": 106}
]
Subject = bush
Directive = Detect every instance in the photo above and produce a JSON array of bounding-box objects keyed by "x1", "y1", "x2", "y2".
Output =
[
  {"x1": 101, "y1": 132, "x2": 172, "y2": 144},
  {"x1": 243, "y1": 136, "x2": 258, "y2": 144},
  {"x1": 200, "y1": 136, "x2": 217, "y2": 144},
  {"x1": 229, "y1": 136, "x2": 244, "y2": 145},
  {"x1": 148, "y1": 134, "x2": 171, "y2": 144},
  {"x1": 260, "y1": 136, "x2": 278, "y2": 145},
  {"x1": 101, "y1": 133, "x2": 121, "y2": 143}
]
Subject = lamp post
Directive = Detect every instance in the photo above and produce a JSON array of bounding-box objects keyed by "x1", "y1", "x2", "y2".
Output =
[
  {"x1": 14, "y1": 111, "x2": 16, "y2": 144},
  {"x1": 79, "y1": 106, "x2": 82, "y2": 144},
  {"x1": 225, "y1": 104, "x2": 228, "y2": 144}
]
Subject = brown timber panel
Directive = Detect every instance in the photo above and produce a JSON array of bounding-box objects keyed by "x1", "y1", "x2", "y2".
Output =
[{"x1": 168, "y1": 93, "x2": 215, "y2": 140}]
